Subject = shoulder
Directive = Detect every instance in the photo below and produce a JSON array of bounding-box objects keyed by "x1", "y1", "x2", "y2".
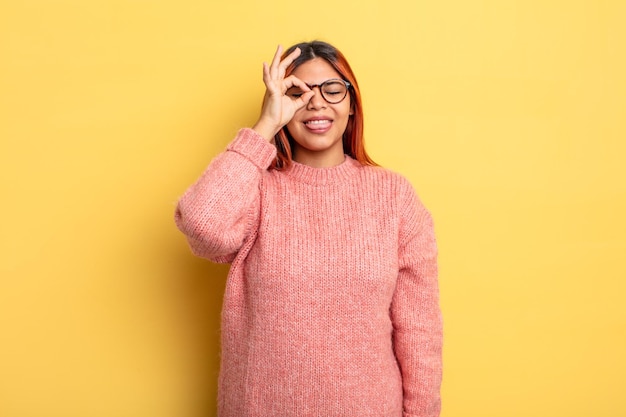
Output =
[
  {"x1": 357, "y1": 163, "x2": 418, "y2": 199},
  {"x1": 359, "y1": 163, "x2": 434, "y2": 227}
]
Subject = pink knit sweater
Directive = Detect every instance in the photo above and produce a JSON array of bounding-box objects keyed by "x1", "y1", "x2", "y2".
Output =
[{"x1": 175, "y1": 129, "x2": 442, "y2": 417}]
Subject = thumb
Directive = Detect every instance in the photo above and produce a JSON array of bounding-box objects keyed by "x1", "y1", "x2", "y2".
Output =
[{"x1": 292, "y1": 90, "x2": 315, "y2": 110}]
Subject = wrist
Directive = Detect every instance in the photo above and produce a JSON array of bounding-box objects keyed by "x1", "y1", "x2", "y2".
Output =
[{"x1": 252, "y1": 119, "x2": 279, "y2": 141}]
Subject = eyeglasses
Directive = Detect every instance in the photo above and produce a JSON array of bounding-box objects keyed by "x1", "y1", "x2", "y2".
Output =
[{"x1": 286, "y1": 78, "x2": 351, "y2": 104}]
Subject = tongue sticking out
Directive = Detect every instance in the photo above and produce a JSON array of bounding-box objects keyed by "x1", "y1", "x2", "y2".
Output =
[{"x1": 305, "y1": 119, "x2": 332, "y2": 131}]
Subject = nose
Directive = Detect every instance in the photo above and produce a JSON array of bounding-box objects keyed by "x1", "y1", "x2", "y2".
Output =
[{"x1": 306, "y1": 86, "x2": 326, "y2": 109}]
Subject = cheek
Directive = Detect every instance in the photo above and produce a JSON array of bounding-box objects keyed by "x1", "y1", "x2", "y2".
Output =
[
  {"x1": 284, "y1": 119, "x2": 302, "y2": 144},
  {"x1": 285, "y1": 119, "x2": 299, "y2": 138},
  {"x1": 337, "y1": 104, "x2": 352, "y2": 126},
  {"x1": 343, "y1": 99, "x2": 353, "y2": 118},
  {"x1": 286, "y1": 109, "x2": 305, "y2": 129}
]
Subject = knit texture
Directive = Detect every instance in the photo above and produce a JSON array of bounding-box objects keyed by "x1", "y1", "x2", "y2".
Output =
[{"x1": 175, "y1": 128, "x2": 442, "y2": 417}]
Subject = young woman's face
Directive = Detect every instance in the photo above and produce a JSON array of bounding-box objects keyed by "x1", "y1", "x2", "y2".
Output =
[{"x1": 286, "y1": 58, "x2": 352, "y2": 167}]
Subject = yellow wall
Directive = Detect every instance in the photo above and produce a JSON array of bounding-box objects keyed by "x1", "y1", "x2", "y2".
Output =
[{"x1": 1, "y1": 1, "x2": 625, "y2": 416}]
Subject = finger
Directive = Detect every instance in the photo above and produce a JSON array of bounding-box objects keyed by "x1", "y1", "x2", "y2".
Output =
[
  {"x1": 269, "y1": 45, "x2": 283, "y2": 77},
  {"x1": 262, "y1": 62, "x2": 280, "y2": 95},
  {"x1": 283, "y1": 75, "x2": 314, "y2": 109},
  {"x1": 262, "y1": 62, "x2": 270, "y2": 84},
  {"x1": 292, "y1": 90, "x2": 315, "y2": 109},
  {"x1": 283, "y1": 74, "x2": 311, "y2": 91},
  {"x1": 263, "y1": 61, "x2": 282, "y2": 95},
  {"x1": 278, "y1": 47, "x2": 301, "y2": 73}
]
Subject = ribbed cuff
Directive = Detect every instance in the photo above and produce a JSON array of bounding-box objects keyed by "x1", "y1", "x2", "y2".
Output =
[{"x1": 227, "y1": 128, "x2": 277, "y2": 170}]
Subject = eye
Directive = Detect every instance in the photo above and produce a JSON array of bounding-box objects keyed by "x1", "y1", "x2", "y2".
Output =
[
  {"x1": 322, "y1": 81, "x2": 346, "y2": 95},
  {"x1": 286, "y1": 87, "x2": 304, "y2": 98}
]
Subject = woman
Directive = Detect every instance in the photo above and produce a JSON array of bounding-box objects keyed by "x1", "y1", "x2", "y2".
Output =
[{"x1": 175, "y1": 40, "x2": 442, "y2": 417}]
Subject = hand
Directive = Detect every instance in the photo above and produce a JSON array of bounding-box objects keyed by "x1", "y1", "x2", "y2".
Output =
[{"x1": 252, "y1": 45, "x2": 315, "y2": 141}]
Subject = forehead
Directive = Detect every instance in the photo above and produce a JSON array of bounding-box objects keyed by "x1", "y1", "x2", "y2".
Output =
[{"x1": 291, "y1": 58, "x2": 341, "y2": 83}]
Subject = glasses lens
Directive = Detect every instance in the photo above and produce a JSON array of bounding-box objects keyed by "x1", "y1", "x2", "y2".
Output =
[{"x1": 321, "y1": 80, "x2": 348, "y2": 103}]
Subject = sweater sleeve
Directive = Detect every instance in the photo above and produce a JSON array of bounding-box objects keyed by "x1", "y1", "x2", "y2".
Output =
[
  {"x1": 391, "y1": 180, "x2": 443, "y2": 417},
  {"x1": 174, "y1": 128, "x2": 276, "y2": 263}
]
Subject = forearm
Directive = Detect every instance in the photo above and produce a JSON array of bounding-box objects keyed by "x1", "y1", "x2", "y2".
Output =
[
  {"x1": 175, "y1": 128, "x2": 276, "y2": 261},
  {"x1": 394, "y1": 295, "x2": 443, "y2": 417}
]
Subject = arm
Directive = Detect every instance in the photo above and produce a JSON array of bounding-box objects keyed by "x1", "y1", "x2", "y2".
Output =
[
  {"x1": 175, "y1": 45, "x2": 314, "y2": 263},
  {"x1": 174, "y1": 128, "x2": 275, "y2": 263},
  {"x1": 391, "y1": 181, "x2": 443, "y2": 417}
]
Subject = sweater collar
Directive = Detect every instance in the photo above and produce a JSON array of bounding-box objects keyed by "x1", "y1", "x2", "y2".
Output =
[{"x1": 282, "y1": 155, "x2": 361, "y2": 185}]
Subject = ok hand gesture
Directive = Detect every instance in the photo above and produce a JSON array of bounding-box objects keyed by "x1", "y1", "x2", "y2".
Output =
[{"x1": 252, "y1": 45, "x2": 314, "y2": 141}]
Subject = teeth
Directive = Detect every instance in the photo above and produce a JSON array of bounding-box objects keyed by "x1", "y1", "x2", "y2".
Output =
[{"x1": 305, "y1": 120, "x2": 331, "y2": 125}]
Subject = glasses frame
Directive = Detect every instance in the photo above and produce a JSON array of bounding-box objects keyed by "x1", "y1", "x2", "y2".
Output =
[{"x1": 291, "y1": 78, "x2": 352, "y2": 104}]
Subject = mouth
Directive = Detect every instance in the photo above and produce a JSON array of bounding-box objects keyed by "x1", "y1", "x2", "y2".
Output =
[{"x1": 303, "y1": 118, "x2": 333, "y2": 133}]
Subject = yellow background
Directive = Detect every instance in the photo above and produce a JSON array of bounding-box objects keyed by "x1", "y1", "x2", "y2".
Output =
[{"x1": 1, "y1": 1, "x2": 625, "y2": 416}]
